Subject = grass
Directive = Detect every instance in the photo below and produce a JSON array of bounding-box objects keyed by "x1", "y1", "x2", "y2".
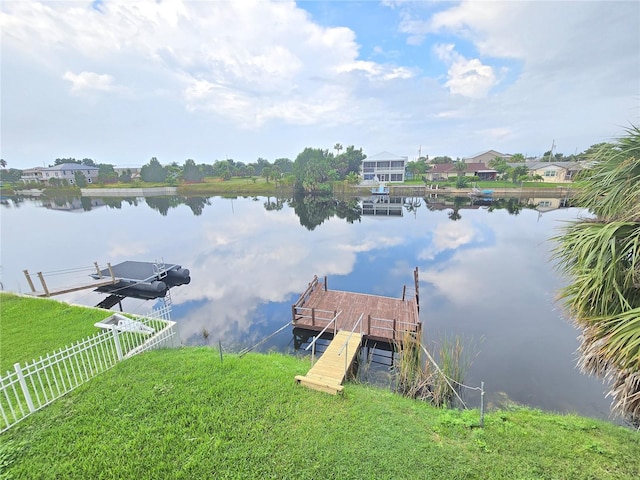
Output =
[
  {"x1": 1, "y1": 348, "x2": 638, "y2": 479},
  {"x1": 81, "y1": 177, "x2": 285, "y2": 195},
  {"x1": 1, "y1": 295, "x2": 638, "y2": 478},
  {"x1": 420, "y1": 180, "x2": 570, "y2": 189},
  {"x1": 0, "y1": 293, "x2": 109, "y2": 373}
]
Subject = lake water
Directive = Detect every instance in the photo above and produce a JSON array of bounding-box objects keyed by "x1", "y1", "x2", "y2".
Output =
[{"x1": 0, "y1": 193, "x2": 616, "y2": 421}]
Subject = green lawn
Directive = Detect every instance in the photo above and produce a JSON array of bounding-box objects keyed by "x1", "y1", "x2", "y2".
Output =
[
  {"x1": 1, "y1": 295, "x2": 638, "y2": 478},
  {"x1": 0, "y1": 293, "x2": 109, "y2": 373},
  {"x1": 81, "y1": 177, "x2": 285, "y2": 195},
  {"x1": 409, "y1": 179, "x2": 571, "y2": 189},
  {"x1": 1, "y1": 348, "x2": 638, "y2": 479}
]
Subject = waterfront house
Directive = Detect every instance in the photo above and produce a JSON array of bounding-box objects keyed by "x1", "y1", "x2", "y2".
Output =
[
  {"x1": 463, "y1": 150, "x2": 512, "y2": 164},
  {"x1": 361, "y1": 152, "x2": 408, "y2": 183},
  {"x1": 424, "y1": 162, "x2": 497, "y2": 181},
  {"x1": 508, "y1": 161, "x2": 584, "y2": 183},
  {"x1": 21, "y1": 163, "x2": 99, "y2": 185}
]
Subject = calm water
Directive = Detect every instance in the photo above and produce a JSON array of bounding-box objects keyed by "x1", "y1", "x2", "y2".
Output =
[{"x1": 0, "y1": 194, "x2": 615, "y2": 421}]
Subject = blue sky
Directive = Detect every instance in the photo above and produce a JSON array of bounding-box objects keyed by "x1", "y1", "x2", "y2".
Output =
[{"x1": 1, "y1": 0, "x2": 638, "y2": 169}]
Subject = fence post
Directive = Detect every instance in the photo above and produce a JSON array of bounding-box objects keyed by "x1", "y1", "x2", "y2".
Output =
[
  {"x1": 111, "y1": 326, "x2": 123, "y2": 361},
  {"x1": 14, "y1": 363, "x2": 35, "y2": 413},
  {"x1": 480, "y1": 381, "x2": 485, "y2": 428}
]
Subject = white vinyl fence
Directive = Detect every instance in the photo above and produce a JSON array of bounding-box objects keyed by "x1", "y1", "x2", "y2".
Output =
[{"x1": 1, "y1": 307, "x2": 180, "y2": 432}]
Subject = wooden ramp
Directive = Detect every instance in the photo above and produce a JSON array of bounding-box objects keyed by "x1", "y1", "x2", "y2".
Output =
[{"x1": 295, "y1": 331, "x2": 362, "y2": 395}]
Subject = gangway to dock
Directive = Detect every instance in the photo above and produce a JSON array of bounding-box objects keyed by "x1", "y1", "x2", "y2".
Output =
[{"x1": 295, "y1": 330, "x2": 363, "y2": 394}]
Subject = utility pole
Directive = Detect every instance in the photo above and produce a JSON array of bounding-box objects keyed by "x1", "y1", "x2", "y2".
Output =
[{"x1": 547, "y1": 140, "x2": 555, "y2": 162}]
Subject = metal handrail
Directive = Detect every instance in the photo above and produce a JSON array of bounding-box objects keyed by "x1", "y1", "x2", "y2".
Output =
[
  {"x1": 304, "y1": 311, "x2": 342, "y2": 352},
  {"x1": 338, "y1": 312, "x2": 364, "y2": 356}
]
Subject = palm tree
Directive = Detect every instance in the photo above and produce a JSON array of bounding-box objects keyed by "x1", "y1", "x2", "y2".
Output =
[
  {"x1": 553, "y1": 125, "x2": 640, "y2": 423},
  {"x1": 333, "y1": 143, "x2": 343, "y2": 156},
  {"x1": 454, "y1": 160, "x2": 468, "y2": 188}
]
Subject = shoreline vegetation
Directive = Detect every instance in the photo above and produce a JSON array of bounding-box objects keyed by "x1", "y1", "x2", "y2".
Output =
[
  {"x1": 1, "y1": 294, "x2": 638, "y2": 479},
  {"x1": 4, "y1": 176, "x2": 579, "y2": 198}
]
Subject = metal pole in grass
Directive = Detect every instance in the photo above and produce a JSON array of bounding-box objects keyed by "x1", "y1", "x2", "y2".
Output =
[
  {"x1": 219, "y1": 340, "x2": 223, "y2": 363},
  {"x1": 480, "y1": 381, "x2": 485, "y2": 428}
]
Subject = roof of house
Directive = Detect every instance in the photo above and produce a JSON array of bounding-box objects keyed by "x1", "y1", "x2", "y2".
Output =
[
  {"x1": 464, "y1": 150, "x2": 512, "y2": 161},
  {"x1": 428, "y1": 162, "x2": 497, "y2": 174},
  {"x1": 46, "y1": 163, "x2": 99, "y2": 171},
  {"x1": 366, "y1": 151, "x2": 408, "y2": 161},
  {"x1": 508, "y1": 161, "x2": 584, "y2": 171}
]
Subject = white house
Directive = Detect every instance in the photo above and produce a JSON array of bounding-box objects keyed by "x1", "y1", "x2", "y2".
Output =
[
  {"x1": 21, "y1": 163, "x2": 99, "y2": 185},
  {"x1": 361, "y1": 151, "x2": 407, "y2": 183}
]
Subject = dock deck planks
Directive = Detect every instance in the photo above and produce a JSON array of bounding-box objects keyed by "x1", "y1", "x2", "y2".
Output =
[
  {"x1": 295, "y1": 331, "x2": 362, "y2": 394},
  {"x1": 292, "y1": 276, "x2": 420, "y2": 344}
]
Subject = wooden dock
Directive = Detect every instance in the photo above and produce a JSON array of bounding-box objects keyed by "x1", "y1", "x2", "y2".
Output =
[
  {"x1": 292, "y1": 270, "x2": 421, "y2": 344},
  {"x1": 295, "y1": 331, "x2": 362, "y2": 394}
]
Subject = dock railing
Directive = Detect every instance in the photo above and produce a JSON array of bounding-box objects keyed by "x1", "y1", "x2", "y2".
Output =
[
  {"x1": 292, "y1": 275, "x2": 319, "y2": 309},
  {"x1": 338, "y1": 313, "x2": 364, "y2": 377},
  {"x1": 305, "y1": 311, "x2": 342, "y2": 365},
  {"x1": 0, "y1": 308, "x2": 179, "y2": 433},
  {"x1": 362, "y1": 310, "x2": 421, "y2": 340}
]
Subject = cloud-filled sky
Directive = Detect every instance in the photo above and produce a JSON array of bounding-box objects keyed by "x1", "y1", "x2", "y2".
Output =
[{"x1": 1, "y1": 0, "x2": 638, "y2": 169}]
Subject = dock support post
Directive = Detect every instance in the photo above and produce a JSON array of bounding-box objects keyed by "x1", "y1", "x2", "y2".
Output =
[
  {"x1": 291, "y1": 305, "x2": 296, "y2": 324},
  {"x1": 402, "y1": 284, "x2": 406, "y2": 301},
  {"x1": 392, "y1": 318, "x2": 397, "y2": 341},
  {"x1": 367, "y1": 315, "x2": 371, "y2": 336},
  {"x1": 37, "y1": 272, "x2": 49, "y2": 297},
  {"x1": 344, "y1": 343, "x2": 348, "y2": 378},
  {"x1": 311, "y1": 308, "x2": 315, "y2": 327},
  {"x1": 480, "y1": 381, "x2": 485, "y2": 428},
  {"x1": 414, "y1": 267, "x2": 420, "y2": 312},
  {"x1": 94, "y1": 262, "x2": 103, "y2": 278},
  {"x1": 23, "y1": 270, "x2": 36, "y2": 293},
  {"x1": 107, "y1": 263, "x2": 116, "y2": 283},
  {"x1": 324, "y1": 276, "x2": 328, "y2": 291}
]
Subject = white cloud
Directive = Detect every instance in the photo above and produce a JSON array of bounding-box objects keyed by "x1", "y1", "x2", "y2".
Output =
[
  {"x1": 0, "y1": 0, "x2": 637, "y2": 167},
  {"x1": 419, "y1": 221, "x2": 478, "y2": 261},
  {"x1": 434, "y1": 43, "x2": 497, "y2": 98},
  {"x1": 63, "y1": 71, "x2": 119, "y2": 95}
]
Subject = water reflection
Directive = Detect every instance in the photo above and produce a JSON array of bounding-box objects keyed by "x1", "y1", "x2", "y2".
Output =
[{"x1": 0, "y1": 192, "x2": 612, "y2": 420}]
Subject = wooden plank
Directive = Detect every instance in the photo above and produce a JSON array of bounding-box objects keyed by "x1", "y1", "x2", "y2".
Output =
[
  {"x1": 296, "y1": 331, "x2": 362, "y2": 394},
  {"x1": 295, "y1": 375, "x2": 344, "y2": 395}
]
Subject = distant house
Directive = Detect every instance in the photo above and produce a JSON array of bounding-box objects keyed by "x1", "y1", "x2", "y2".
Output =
[
  {"x1": 113, "y1": 166, "x2": 142, "y2": 179},
  {"x1": 361, "y1": 152, "x2": 407, "y2": 183},
  {"x1": 424, "y1": 162, "x2": 497, "y2": 181},
  {"x1": 508, "y1": 161, "x2": 584, "y2": 183},
  {"x1": 21, "y1": 163, "x2": 99, "y2": 185},
  {"x1": 463, "y1": 150, "x2": 512, "y2": 164},
  {"x1": 20, "y1": 167, "x2": 46, "y2": 184}
]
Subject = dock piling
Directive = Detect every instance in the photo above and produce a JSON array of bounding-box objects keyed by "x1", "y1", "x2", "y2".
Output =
[
  {"x1": 23, "y1": 270, "x2": 36, "y2": 293},
  {"x1": 37, "y1": 272, "x2": 49, "y2": 297}
]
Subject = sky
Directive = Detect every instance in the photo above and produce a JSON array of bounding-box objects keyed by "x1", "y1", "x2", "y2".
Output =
[{"x1": 1, "y1": 0, "x2": 638, "y2": 169}]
